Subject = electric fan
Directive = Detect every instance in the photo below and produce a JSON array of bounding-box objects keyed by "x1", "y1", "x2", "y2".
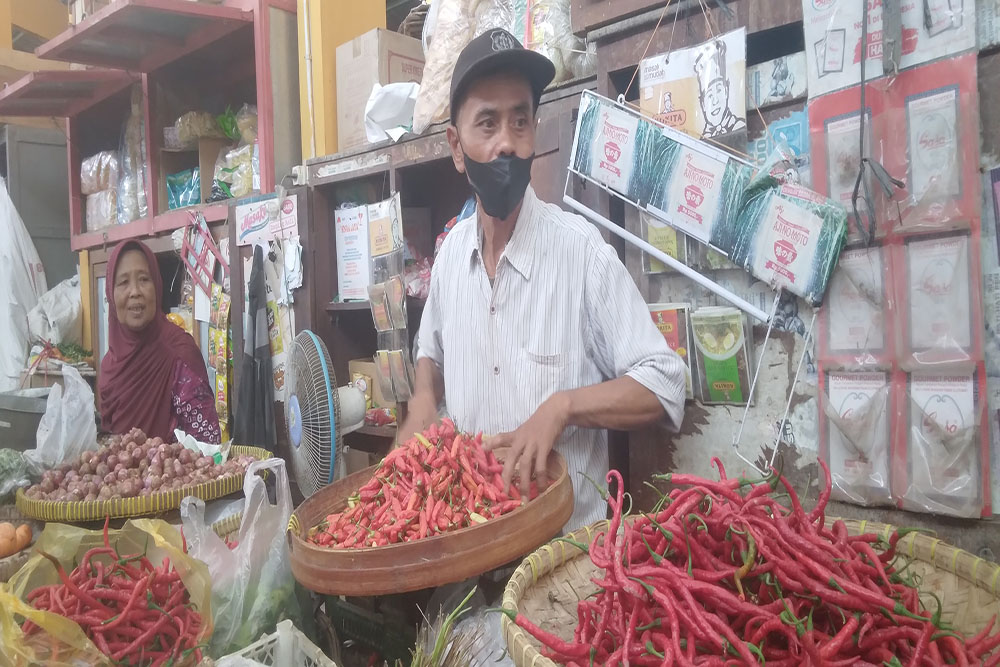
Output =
[{"x1": 285, "y1": 330, "x2": 366, "y2": 497}]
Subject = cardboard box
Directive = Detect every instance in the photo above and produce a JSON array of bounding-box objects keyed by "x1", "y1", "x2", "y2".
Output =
[
  {"x1": 349, "y1": 359, "x2": 395, "y2": 408},
  {"x1": 343, "y1": 446, "x2": 374, "y2": 476},
  {"x1": 336, "y1": 29, "x2": 424, "y2": 153}
]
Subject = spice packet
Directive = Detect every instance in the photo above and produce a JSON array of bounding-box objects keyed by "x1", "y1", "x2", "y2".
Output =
[
  {"x1": 374, "y1": 350, "x2": 395, "y2": 402},
  {"x1": 820, "y1": 244, "x2": 890, "y2": 365},
  {"x1": 819, "y1": 369, "x2": 892, "y2": 507},
  {"x1": 690, "y1": 307, "x2": 753, "y2": 405},
  {"x1": 649, "y1": 303, "x2": 693, "y2": 399},
  {"x1": 368, "y1": 283, "x2": 393, "y2": 332}
]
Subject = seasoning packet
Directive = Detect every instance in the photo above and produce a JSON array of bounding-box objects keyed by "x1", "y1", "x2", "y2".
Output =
[{"x1": 690, "y1": 307, "x2": 753, "y2": 405}]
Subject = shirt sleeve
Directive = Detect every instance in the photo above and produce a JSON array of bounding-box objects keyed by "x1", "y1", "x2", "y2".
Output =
[
  {"x1": 584, "y1": 242, "x2": 687, "y2": 431},
  {"x1": 415, "y1": 256, "x2": 445, "y2": 368},
  {"x1": 170, "y1": 359, "x2": 222, "y2": 444}
]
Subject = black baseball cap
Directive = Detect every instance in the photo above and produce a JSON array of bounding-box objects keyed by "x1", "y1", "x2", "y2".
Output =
[{"x1": 449, "y1": 28, "x2": 556, "y2": 123}]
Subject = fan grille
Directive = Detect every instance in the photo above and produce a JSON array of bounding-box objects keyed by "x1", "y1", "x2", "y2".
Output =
[{"x1": 285, "y1": 331, "x2": 343, "y2": 497}]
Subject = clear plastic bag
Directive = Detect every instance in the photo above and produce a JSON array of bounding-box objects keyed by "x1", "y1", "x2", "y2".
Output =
[
  {"x1": 236, "y1": 104, "x2": 258, "y2": 145},
  {"x1": 412, "y1": 0, "x2": 477, "y2": 132},
  {"x1": 898, "y1": 369, "x2": 990, "y2": 518},
  {"x1": 167, "y1": 168, "x2": 201, "y2": 210},
  {"x1": 80, "y1": 151, "x2": 120, "y2": 196},
  {"x1": 85, "y1": 190, "x2": 117, "y2": 231},
  {"x1": 208, "y1": 144, "x2": 254, "y2": 202},
  {"x1": 819, "y1": 244, "x2": 892, "y2": 367},
  {"x1": 894, "y1": 232, "x2": 980, "y2": 368},
  {"x1": 24, "y1": 365, "x2": 97, "y2": 474},
  {"x1": 116, "y1": 85, "x2": 148, "y2": 225},
  {"x1": 176, "y1": 110, "x2": 223, "y2": 147},
  {"x1": 819, "y1": 369, "x2": 893, "y2": 506},
  {"x1": 180, "y1": 458, "x2": 306, "y2": 658},
  {"x1": 0, "y1": 519, "x2": 212, "y2": 667}
]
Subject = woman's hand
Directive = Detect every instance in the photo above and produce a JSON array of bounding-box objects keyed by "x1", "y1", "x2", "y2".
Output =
[{"x1": 484, "y1": 392, "x2": 570, "y2": 497}]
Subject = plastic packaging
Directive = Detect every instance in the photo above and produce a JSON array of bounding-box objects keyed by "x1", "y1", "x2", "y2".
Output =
[
  {"x1": 85, "y1": 189, "x2": 117, "y2": 231},
  {"x1": 0, "y1": 176, "x2": 46, "y2": 392},
  {"x1": 0, "y1": 519, "x2": 213, "y2": 667},
  {"x1": 116, "y1": 85, "x2": 148, "y2": 225},
  {"x1": 236, "y1": 104, "x2": 258, "y2": 145},
  {"x1": 819, "y1": 244, "x2": 892, "y2": 366},
  {"x1": 896, "y1": 367, "x2": 991, "y2": 518},
  {"x1": 894, "y1": 231, "x2": 981, "y2": 368},
  {"x1": 27, "y1": 274, "x2": 83, "y2": 347},
  {"x1": 180, "y1": 458, "x2": 307, "y2": 658},
  {"x1": 412, "y1": 0, "x2": 477, "y2": 132},
  {"x1": 0, "y1": 448, "x2": 31, "y2": 501},
  {"x1": 167, "y1": 167, "x2": 201, "y2": 210},
  {"x1": 819, "y1": 368, "x2": 893, "y2": 506},
  {"x1": 176, "y1": 110, "x2": 223, "y2": 147},
  {"x1": 208, "y1": 143, "x2": 254, "y2": 202},
  {"x1": 528, "y1": 0, "x2": 594, "y2": 83},
  {"x1": 80, "y1": 151, "x2": 120, "y2": 195},
  {"x1": 883, "y1": 54, "x2": 981, "y2": 234},
  {"x1": 23, "y1": 365, "x2": 96, "y2": 474}
]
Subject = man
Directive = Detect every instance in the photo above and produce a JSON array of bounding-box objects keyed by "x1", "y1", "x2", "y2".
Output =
[
  {"x1": 400, "y1": 29, "x2": 687, "y2": 532},
  {"x1": 695, "y1": 40, "x2": 746, "y2": 139}
]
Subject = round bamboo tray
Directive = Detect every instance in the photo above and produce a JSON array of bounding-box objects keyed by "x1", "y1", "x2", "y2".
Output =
[
  {"x1": 501, "y1": 518, "x2": 1000, "y2": 666},
  {"x1": 287, "y1": 450, "x2": 574, "y2": 597},
  {"x1": 14, "y1": 446, "x2": 272, "y2": 522}
]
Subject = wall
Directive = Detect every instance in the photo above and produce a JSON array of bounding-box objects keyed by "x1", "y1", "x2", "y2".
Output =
[{"x1": 296, "y1": 0, "x2": 385, "y2": 160}]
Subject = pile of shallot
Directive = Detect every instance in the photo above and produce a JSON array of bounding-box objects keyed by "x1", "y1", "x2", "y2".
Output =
[{"x1": 25, "y1": 427, "x2": 254, "y2": 503}]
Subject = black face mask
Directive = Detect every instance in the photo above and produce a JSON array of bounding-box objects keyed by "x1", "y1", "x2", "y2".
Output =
[{"x1": 462, "y1": 151, "x2": 535, "y2": 221}]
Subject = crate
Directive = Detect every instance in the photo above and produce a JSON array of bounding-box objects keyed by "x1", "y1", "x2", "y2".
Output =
[
  {"x1": 220, "y1": 619, "x2": 336, "y2": 667},
  {"x1": 0, "y1": 388, "x2": 49, "y2": 452},
  {"x1": 325, "y1": 597, "x2": 415, "y2": 664}
]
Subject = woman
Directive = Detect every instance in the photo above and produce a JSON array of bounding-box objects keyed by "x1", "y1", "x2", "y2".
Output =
[{"x1": 99, "y1": 240, "x2": 221, "y2": 443}]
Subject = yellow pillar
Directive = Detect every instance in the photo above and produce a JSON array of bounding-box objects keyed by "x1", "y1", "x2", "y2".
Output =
[
  {"x1": 297, "y1": 0, "x2": 386, "y2": 160},
  {"x1": 79, "y1": 250, "x2": 93, "y2": 353},
  {"x1": 10, "y1": 0, "x2": 67, "y2": 40},
  {"x1": 0, "y1": 1, "x2": 12, "y2": 49}
]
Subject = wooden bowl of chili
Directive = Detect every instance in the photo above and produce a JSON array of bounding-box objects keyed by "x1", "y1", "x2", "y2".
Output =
[{"x1": 286, "y1": 449, "x2": 573, "y2": 596}]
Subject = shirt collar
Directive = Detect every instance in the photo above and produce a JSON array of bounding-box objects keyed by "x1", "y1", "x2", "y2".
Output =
[{"x1": 468, "y1": 186, "x2": 538, "y2": 280}]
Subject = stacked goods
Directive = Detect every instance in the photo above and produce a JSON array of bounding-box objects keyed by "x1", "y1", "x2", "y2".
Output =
[
  {"x1": 307, "y1": 418, "x2": 540, "y2": 549},
  {"x1": 503, "y1": 462, "x2": 1000, "y2": 664},
  {"x1": 25, "y1": 519, "x2": 205, "y2": 666},
  {"x1": 24, "y1": 428, "x2": 255, "y2": 503}
]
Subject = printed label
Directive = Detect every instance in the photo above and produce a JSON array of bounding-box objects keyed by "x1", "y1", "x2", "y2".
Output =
[
  {"x1": 827, "y1": 246, "x2": 885, "y2": 352},
  {"x1": 590, "y1": 105, "x2": 639, "y2": 195},
  {"x1": 665, "y1": 148, "x2": 728, "y2": 243},
  {"x1": 751, "y1": 196, "x2": 823, "y2": 292},
  {"x1": 907, "y1": 235, "x2": 971, "y2": 351},
  {"x1": 907, "y1": 87, "x2": 960, "y2": 201}
]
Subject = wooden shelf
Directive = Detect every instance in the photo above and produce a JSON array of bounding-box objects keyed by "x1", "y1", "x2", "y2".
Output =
[
  {"x1": 72, "y1": 201, "x2": 229, "y2": 251},
  {"x1": 356, "y1": 424, "x2": 396, "y2": 438},
  {"x1": 37, "y1": 0, "x2": 252, "y2": 72},
  {"x1": 326, "y1": 300, "x2": 371, "y2": 312}
]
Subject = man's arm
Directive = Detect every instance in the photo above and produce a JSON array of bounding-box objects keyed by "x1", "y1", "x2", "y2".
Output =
[{"x1": 396, "y1": 358, "x2": 445, "y2": 444}]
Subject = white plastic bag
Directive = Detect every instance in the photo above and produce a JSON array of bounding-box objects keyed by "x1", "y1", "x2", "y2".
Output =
[
  {"x1": 27, "y1": 274, "x2": 83, "y2": 346},
  {"x1": 24, "y1": 365, "x2": 97, "y2": 472},
  {"x1": 0, "y1": 176, "x2": 47, "y2": 392},
  {"x1": 180, "y1": 458, "x2": 305, "y2": 658}
]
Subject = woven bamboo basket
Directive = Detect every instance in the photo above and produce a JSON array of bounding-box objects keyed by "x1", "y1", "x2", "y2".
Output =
[
  {"x1": 501, "y1": 518, "x2": 1000, "y2": 666},
  {"x1": 13, "y1": 445, "x2": 271, "y2": 522}
]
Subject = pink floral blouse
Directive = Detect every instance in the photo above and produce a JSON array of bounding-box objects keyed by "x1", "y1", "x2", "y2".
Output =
[{"x1": 169, "y1": 359, "x2": 221, "y2": 444}]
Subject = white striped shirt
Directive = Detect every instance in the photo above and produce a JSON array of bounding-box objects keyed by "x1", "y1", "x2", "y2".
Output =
[{"x1": 416, "y1": 186, "x2": 687, "y2": 532}]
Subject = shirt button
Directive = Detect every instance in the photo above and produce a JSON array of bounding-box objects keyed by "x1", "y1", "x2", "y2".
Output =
[
  {"x1": 494, "y1": 366, "x2": 500, "y2": 375},
  {"x1": 490, "y1": 305, "x2": 496, "y2": 314}
]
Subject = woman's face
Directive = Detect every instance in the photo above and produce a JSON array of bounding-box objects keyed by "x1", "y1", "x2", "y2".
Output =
[{"x1": 113, "y1": 249, "x2": 156, "y2": 332}]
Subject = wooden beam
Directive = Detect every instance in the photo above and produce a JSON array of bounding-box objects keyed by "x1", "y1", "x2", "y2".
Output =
[
  {"x1": 79, "y1": 249, "x2": 92, "y2": 352},
  {"x1": 10, "y1": 0, "x2": 67, "y2": 40}
]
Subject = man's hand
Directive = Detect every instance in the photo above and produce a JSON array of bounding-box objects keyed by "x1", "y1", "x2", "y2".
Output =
[{"x1": 485, "y1": 392, "x2": 570, "y2": 497}]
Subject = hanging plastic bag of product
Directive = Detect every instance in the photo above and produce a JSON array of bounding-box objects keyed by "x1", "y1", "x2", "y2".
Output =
[
  {"x1": 180, "y1": 458, "x2": 308, "y2": 657},
  {"x1": 23, "y1": 365, "x2": 97, "y2": 474},
  {"x1": 116, "y1": 86, "x2": 148, "y2": 225},
  {"x1": 0, "y1": 519, "x2": 213, "y2": 667},
  {"x1": 412, "y1": 0, "x2": 477, "y2": 132}
]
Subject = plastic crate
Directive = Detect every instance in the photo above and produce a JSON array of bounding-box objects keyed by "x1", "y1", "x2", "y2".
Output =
[
  {"x1": 325, "y1": 597, "x2": 415, "y2": 664},
  {"x1": 221, "y1": 619, "x2": 336, "y2": 667}
]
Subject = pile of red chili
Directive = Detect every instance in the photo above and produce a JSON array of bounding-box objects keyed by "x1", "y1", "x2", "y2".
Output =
[
  {"x1": 24, "y1": 518, "x2": 205, "y2": 667},
  {"x1": 308, "y1": 418, "x2": 538, "y2": 549},
  {"x1": 502, "y1": 460, "x2": 1000, "y2": 665}
]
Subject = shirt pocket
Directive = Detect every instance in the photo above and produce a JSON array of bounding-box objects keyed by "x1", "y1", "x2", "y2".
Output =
[{"x1": 518, "y1": 348, "x2": 572, "y2": 403}]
